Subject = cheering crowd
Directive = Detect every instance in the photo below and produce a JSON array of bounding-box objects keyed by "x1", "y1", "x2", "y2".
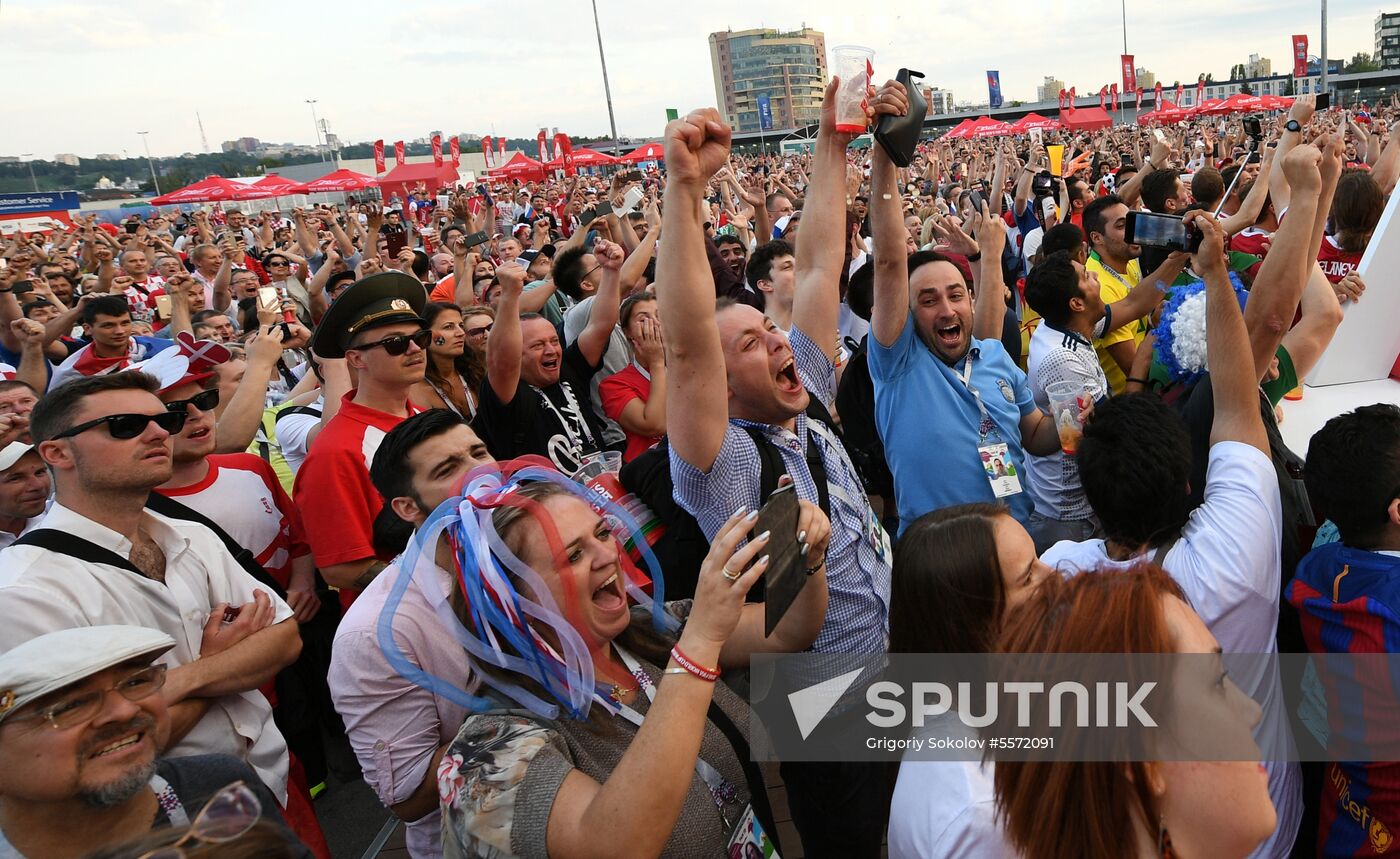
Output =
[{"x1": 0, "y1": 72, "x2": 1397, "y2": 859}]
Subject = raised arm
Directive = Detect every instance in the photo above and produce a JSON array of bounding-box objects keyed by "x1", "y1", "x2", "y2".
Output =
[
  {"x1": 485, "y1": 262, "x2": 527, "y2": 402},
  {"x1": 1269, "y1": 96, "x2": 1316, "y2": 215},
  {"x1": 1107, "y1": 252, "x2": 1185, "y2": 324},
  {"x1": 1194, "y1": 212, "x2": 1267, "y2": 454},
  {"x1": 1117, "y1": 136, "x2": 1172, "y2": 208},
  {"x1": 655, "y1": 108, "x2": 734, "y2": 473},
  {"x1": 870, "y1": 125, "x2": 910, "y2": 348},
  {"x1": 576, "y1": 239, "x2": 624, "y2": 366},
  {"x1": 969, "y1": 204, "x2": 1009, "y2": 341},
  {"x1": 792, "y1": 77, "x2": 899, "y2": 362},
  {"x1": 1218, "y1": 146, "x2": 1275, "y2": 235},
  {"x1": 1244, "y1": 141, "x2": 1328, "y2": 382}
]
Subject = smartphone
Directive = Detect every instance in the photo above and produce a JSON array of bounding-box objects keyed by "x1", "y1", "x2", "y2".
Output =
[
  {"x1": 617, "y1": 185, "x2": 645, "y2": 216},
  {"x1": 384, "y1": 231, "x2": 408, "y2": 257},
  {"x1": 9, "y1": 280, "x2": 34, "y2": 296},
  {"x1": 967, "y1": 189, "x2": 987, "y2": 213},
  {"x1": 257, "y1": 286, "x2": 280, "y2": 312},
  {"x1": 154, "y1": 294, "x2": 172, "y2": 318},
  {"x1": 461, "y1": 230, "x2": 490, "y2": 249},
  {"x1": 1153, "y1": 129, "x2": 1167, "y2": 144},
  {"x1": 593, "y1": 201, "x2": 615, "y2": 219},
  {"x1": 1124, "y1": 211, "x2": 1202, "y2": 253},
  {"x1": 124, "y1": 222, "x2": 140, "y2": 234},
  {"x1": 748, "y1": 483, "x2": 806, "y2": 634},
  {"x1": 1315, "y1": 92, "x2": 1330, "y2": 111},
  {"x1": 623, "y1": 169, "x2": 645, "y2": 183}
]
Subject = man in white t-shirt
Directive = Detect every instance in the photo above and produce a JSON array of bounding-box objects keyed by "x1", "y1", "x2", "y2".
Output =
[
  {"x1": 1040, "y1": 214, "x2": 1300, "y2": 858},
  {"x1": 1020, "y1": 248, "x2": 1172, "y2": 551}
]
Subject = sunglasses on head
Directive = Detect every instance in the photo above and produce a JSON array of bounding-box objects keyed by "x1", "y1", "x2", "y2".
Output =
[
  {"x1": 164, "y1": 388, "x2": 220, "y2": 414},
  {"x1": 52, "y1": 410, "x2": 187, "y2": 441},
  {"x1": 349, "y1": 328, "x2": 432, "y2": 356}
]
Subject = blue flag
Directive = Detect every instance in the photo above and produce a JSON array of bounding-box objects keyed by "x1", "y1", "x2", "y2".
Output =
[
  {"x1": 986, "y1": 71, "x2": 1003, "y2": 109},
  {"x1": 757, "y1": 94, "x2": 774, "y2": 131}
]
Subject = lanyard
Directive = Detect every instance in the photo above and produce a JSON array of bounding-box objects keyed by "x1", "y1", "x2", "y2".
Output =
[
  {"x1": 149, "y1": 774, "x2": 190, "y2": 827},
  {"x1": 1093, "y1": 256, "x2": 1134, "y2": 291},
  {"x1": 956, "y1": 350, "x2": 1002, "y2": 444},
  {"x1": 601, "y1": 648, "x2": 740, "y2": 827}
]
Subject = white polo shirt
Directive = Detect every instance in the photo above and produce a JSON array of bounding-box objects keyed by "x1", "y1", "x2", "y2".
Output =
[{"x1": 0, "y1": 503, "x2": 293, "y2": 802}]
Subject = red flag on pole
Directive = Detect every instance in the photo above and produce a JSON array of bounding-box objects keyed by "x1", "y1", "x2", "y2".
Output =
[
  {"x1": 431, "y1": 134, "x2": 443, "y2": 168},
  {"x1": 481, "y1": 135, "x2": 494, "y2": 169},
  {"x1": 553, "y1": 133, "x2": 575, "y2": 177},
  {"x1": 373, "y1": 140, "x2": 385, "y2": 174},
  {"x1": 1135, "y1": 88, "x2": 1143, "y2": 110},
  {"x1": 1099, "y1": 85, "x2": 1108, "y2": 111},
  {"x1": 497, "y1": 137, "x2": 505, "y2": 162},
  {"x1": 1121, "y1": 55, "x2": 1137, "y2": 92},
  {"x1": 1110, "y1": 83, "x2": 1119, "y2": 111},
  {"x1": 449, "y1": 136, "x2": 460, "y2": 167},
  {"x1": 1068, "y1": 86, "x2": 1076, "y2": 104},
  {"x1": 1058, "y1": 89, "x2": 1067, "y2": 110},
  {"x1": 393, "y1": 141, "x2": 405, "y2": 167},
  {"x1": 537, "y1": 129, "x2": 548, "y2": 164},
  {"x1": 1175, "y1": 82, "x2": 1184, "y2": 104},
  {"x1": 1195, "y1": 77, "x2": 1205, "y2": 104},
  {"x1": 1292, "y1": 35, "x2": 1309, "y2": 78},
  {"x1": 1155, "y1": 81, "x2": 1163, "y2": 104}
]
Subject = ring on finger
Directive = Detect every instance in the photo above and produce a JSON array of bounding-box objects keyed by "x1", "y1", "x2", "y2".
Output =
[{"x1": 721, "y1": 566, "x2": 742, "y2": 583}]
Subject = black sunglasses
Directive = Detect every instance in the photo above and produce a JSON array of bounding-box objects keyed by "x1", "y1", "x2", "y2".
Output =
[
  {"x1": 265, "y1": 259, "x2": 290, "y2": 267},
  {"x1": 349, "y1": 328, "x2": 432, "y2": 356},
  {"x1": 52, "y1": 410, "x2": 187, "y2": 441},
  {"x1": 164, "y1": 389, "x2": 220, "y2": 414}
]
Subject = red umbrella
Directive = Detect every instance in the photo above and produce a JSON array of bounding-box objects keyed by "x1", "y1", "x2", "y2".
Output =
[
  {"x1": 620, "y1": 142, "x2": 665, "y2": 162},
  {"x1": 1210, "y1": 93, "x2": 1266, "y2": 115},
  {"x1": 1192, "y1": 98, "x2": 1227, "y2": 116},
  {"x1": 1257, "y1": 94, "x2": 1294, "y2": 110},
  {"x1": 149, "y1": 175, "x2": 277, "y2": 206},
  {"x1": 488, "y1": 152, "x2": 547, "y2": 182},
  {"x1": 546, "y1": 148, "x2": 620, "y2": 169},
  {"x1": 961, "y1": 116, "x2": 1012, "y2": 139},
  {"x1": 298, "y1": 169, "x2": 379, "y2": 193},
  {"x1": 252, "y1": 174, "x2": 305, "y2": 195},
  {"x1": 1009, "y1": 113, "x2": 1061, "y2": 133},
  {"x1": 942, "y1": 119, "x2": 976, "y2": 139},
  {"x1": 1138, "y1": 98, "x2": 1188, "y2": 125}
]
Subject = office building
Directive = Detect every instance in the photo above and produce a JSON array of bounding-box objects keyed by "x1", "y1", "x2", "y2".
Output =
[
  {"x1": 53, "y1": 153, "x2": 81, "y2": 166},
  {"x1": 1136, "y1": 68, "x2": 1157, "y2": 90},
  {"x1": 1379, "y1": 12, "x2": 1400, "y2": 69},
  {"x1": 1036, "y1": 76, "x2": 1066, "y2": 103},
  {"x1": 923, "y1": 87, "x2": 956, "y2": 115},
  {"x1": 1245, "y1": 54, "x2": 1272, "y2": 78},
  {"x1": 709, "y1": 26, "x2": 828, "y2": 132}
]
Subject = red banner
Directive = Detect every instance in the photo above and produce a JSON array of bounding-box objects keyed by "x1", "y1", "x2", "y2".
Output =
[
  {"x1": 431, "y1": 134, "x2": 443, "y2": 167},
  {"x1": 393, "y1": 140, "x2": 405, "y2": 167},
  {"x1": 537, "y1": 129, "x2": 548, "y2": 164},
  {"x1": 1099, "y1": 85, "x2": 1108, "y2": 111},
  {"x1": 1110, "y1": 83, "x2": 1119, "y2": 111},
  {"x1": 1195, "y1": 77, "x2": 1205, "y2": 103},
  {"x1": 449, "y1": 136, "x2": 460, "y2": 167},
  {"x1": 373, "y1": 140, "x2": 385, "y2": 174},
  {"x1": 481, "y1": 135, "x2": 494, "y2": 168},
  {"x1": 1121, "y1": 55, "x2": 1137, "y2": 93},
  {"x1": 1292, "y1": 34, "x2": 1309, "y2": 78},
  {"x1": 1135, "y1": 88, "x2": 1143, "y2": 110},
  {"x1": 554, "y1": 132, "x2": 575, "y2": 176},
  {"x1": 1058, "y1": 88, "x2": 1067, "y2": 110},
  {"x1": 1175, "y1": 82, "x2": 1184, "y2": 104},
  {"x1": 497, "y1": 137, "x2": 505, "y2": 162}
]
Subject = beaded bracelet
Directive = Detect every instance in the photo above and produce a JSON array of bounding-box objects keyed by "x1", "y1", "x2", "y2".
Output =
[{"x1": 669, "y1": 645, "x2": 720, "y2": 682}]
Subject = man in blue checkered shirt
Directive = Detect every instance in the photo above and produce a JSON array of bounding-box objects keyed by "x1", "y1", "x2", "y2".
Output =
[{"x1": 655, "y1": 82, "x2": 906, "y2": 859}]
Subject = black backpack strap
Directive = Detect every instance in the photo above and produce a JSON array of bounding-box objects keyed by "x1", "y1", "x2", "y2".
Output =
[
  {"x1": 705, "y1": 698, "x2": 784, "y2": 857},
  {"x1": 145, "y1": 492, "x2": 287, "y2": 598},
  {"x1": 12, "y1": 529, "x2": 146, "y2": 578},
  {"x1": 274, "y1": 405, "x2": 322, "y2": 424},
  {"x1": 743, "y1": 421, "x2": 832, "y2": 517}
]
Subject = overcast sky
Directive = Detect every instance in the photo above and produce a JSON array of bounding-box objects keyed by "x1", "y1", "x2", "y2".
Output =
[{"x1": 0, "y1": 0, "x2": 1381, "y2": 159}]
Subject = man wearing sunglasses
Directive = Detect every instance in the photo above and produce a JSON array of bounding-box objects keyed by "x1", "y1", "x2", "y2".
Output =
[
  {"x1": 296, "y1": 272, "x2": 429, "y2": 606},
  {"x1": 0, "y1": 371, "x2": 301, "y2": 804},
  {"x1": 0, "y1": 625, "x2": 307, "y2": 858}
]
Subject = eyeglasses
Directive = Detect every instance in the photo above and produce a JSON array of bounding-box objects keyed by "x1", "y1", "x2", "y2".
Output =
[
  {"x1": 9, "y1": 664, "x2": 166, "y2": 731},
  {"x1": 164, "y1": 389, "x2": 220, "y2": 415},
  {"x1": 466, "y1": 324, "x2": 493, "y2": 337},
  {"x1": 136, "y1": 780, "x2": 262, "y2": 859},
  {"x1": 264, "y1": 260, "x2": 290, "y2": 268},
  {"x1": 348, "y1": 328, "x2": 432, "y2": 356},
  {"x1": 51, "y1": 410, "x2": 187, "y2": 441}
]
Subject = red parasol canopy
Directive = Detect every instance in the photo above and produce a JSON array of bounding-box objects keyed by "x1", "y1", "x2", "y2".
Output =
[
  {"x1": 1059, "y1": 106, "x2": 1113, "y2": 131},
  {"x1": 620, "y1": 142, "x2": 665, "y2": 162},
  {"x1": 545, "y1": 148, "x2": 621, "y2": 169},
  {"x1": 298, "y1": 169, "x2": 380, "y2": 193},
  {"x1": 1137, "y1": 98, "x2": 1189, "y2": 125},
  {"x1": 149, "y1": 176, "x2": 277, "y2": 206},
  {"x1": 942, "y1": 118, "x2": 977, "y2": 140},
  {"x1": 252, "y1": 174, "x2": 306, "y2": 195},
  {"x1": 489, "y1": 152, "x2": 547, "y2": 182},
  {"x1": 960, "y1": 116, "x2": 1013, "y2": 139},
  {"x1": 1009, "y1": 113, "x2": 1061, "y2": 133}
]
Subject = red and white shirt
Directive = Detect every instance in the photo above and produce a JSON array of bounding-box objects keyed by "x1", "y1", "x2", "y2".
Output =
[
  {"x1": 1229, "y1": 226, "x2": 1271, "y2": 260},
  {"x1": 293, "y1": 392, "x2": 423, "y2": 610},
  {"x1": 124, "y1": 275, "x2": 167, "y2": 320},
  {"x1": 1316, "y1": 234, "x2": 1363, "y2": 285},
  {"x1": 155, "y1": 453, "x2": 310, "y2": 590}
]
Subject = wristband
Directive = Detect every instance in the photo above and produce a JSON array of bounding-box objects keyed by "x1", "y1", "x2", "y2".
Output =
[
  {"x1": 1126, "y1": 376, "x2": 1150, "y2": 386},
  {"x1": 670, "y1": 645, "x2": 719, "y2": 682},
  {"x1": 967, "y1": 251, "x2": 982, "y2": 262}
]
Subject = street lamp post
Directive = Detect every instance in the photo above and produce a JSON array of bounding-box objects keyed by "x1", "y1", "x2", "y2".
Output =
[
  {"x1": 589, "y1": 0, "x2": 621, "y2": 155},
  {"x1": 19, "y1": 155, "x2": 38, "y2": 192},
  {"x1": 137, "y1": 132, "x2": 160, "y2": 195},
  {"x1": 306, "y1": 99, "x2": 324, "y2": 162}
]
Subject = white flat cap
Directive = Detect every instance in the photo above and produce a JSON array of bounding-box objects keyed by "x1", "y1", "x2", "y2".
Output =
[
  {"x1": 0, "y1": 626, "x2": 175, "y2": 723},
  {"x1": 0, "y1": 441, "x2": 35, "y2": 472}
]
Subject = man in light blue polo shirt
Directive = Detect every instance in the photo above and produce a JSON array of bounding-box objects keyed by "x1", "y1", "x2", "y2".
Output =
[{"x1": 867, "y1": 125, "x2": 1062, "y2": 536}]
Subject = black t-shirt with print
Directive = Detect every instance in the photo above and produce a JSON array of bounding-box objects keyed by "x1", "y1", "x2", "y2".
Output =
[{"x1": 473, "y1": 341, "x2": 606, "y2": 473}]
